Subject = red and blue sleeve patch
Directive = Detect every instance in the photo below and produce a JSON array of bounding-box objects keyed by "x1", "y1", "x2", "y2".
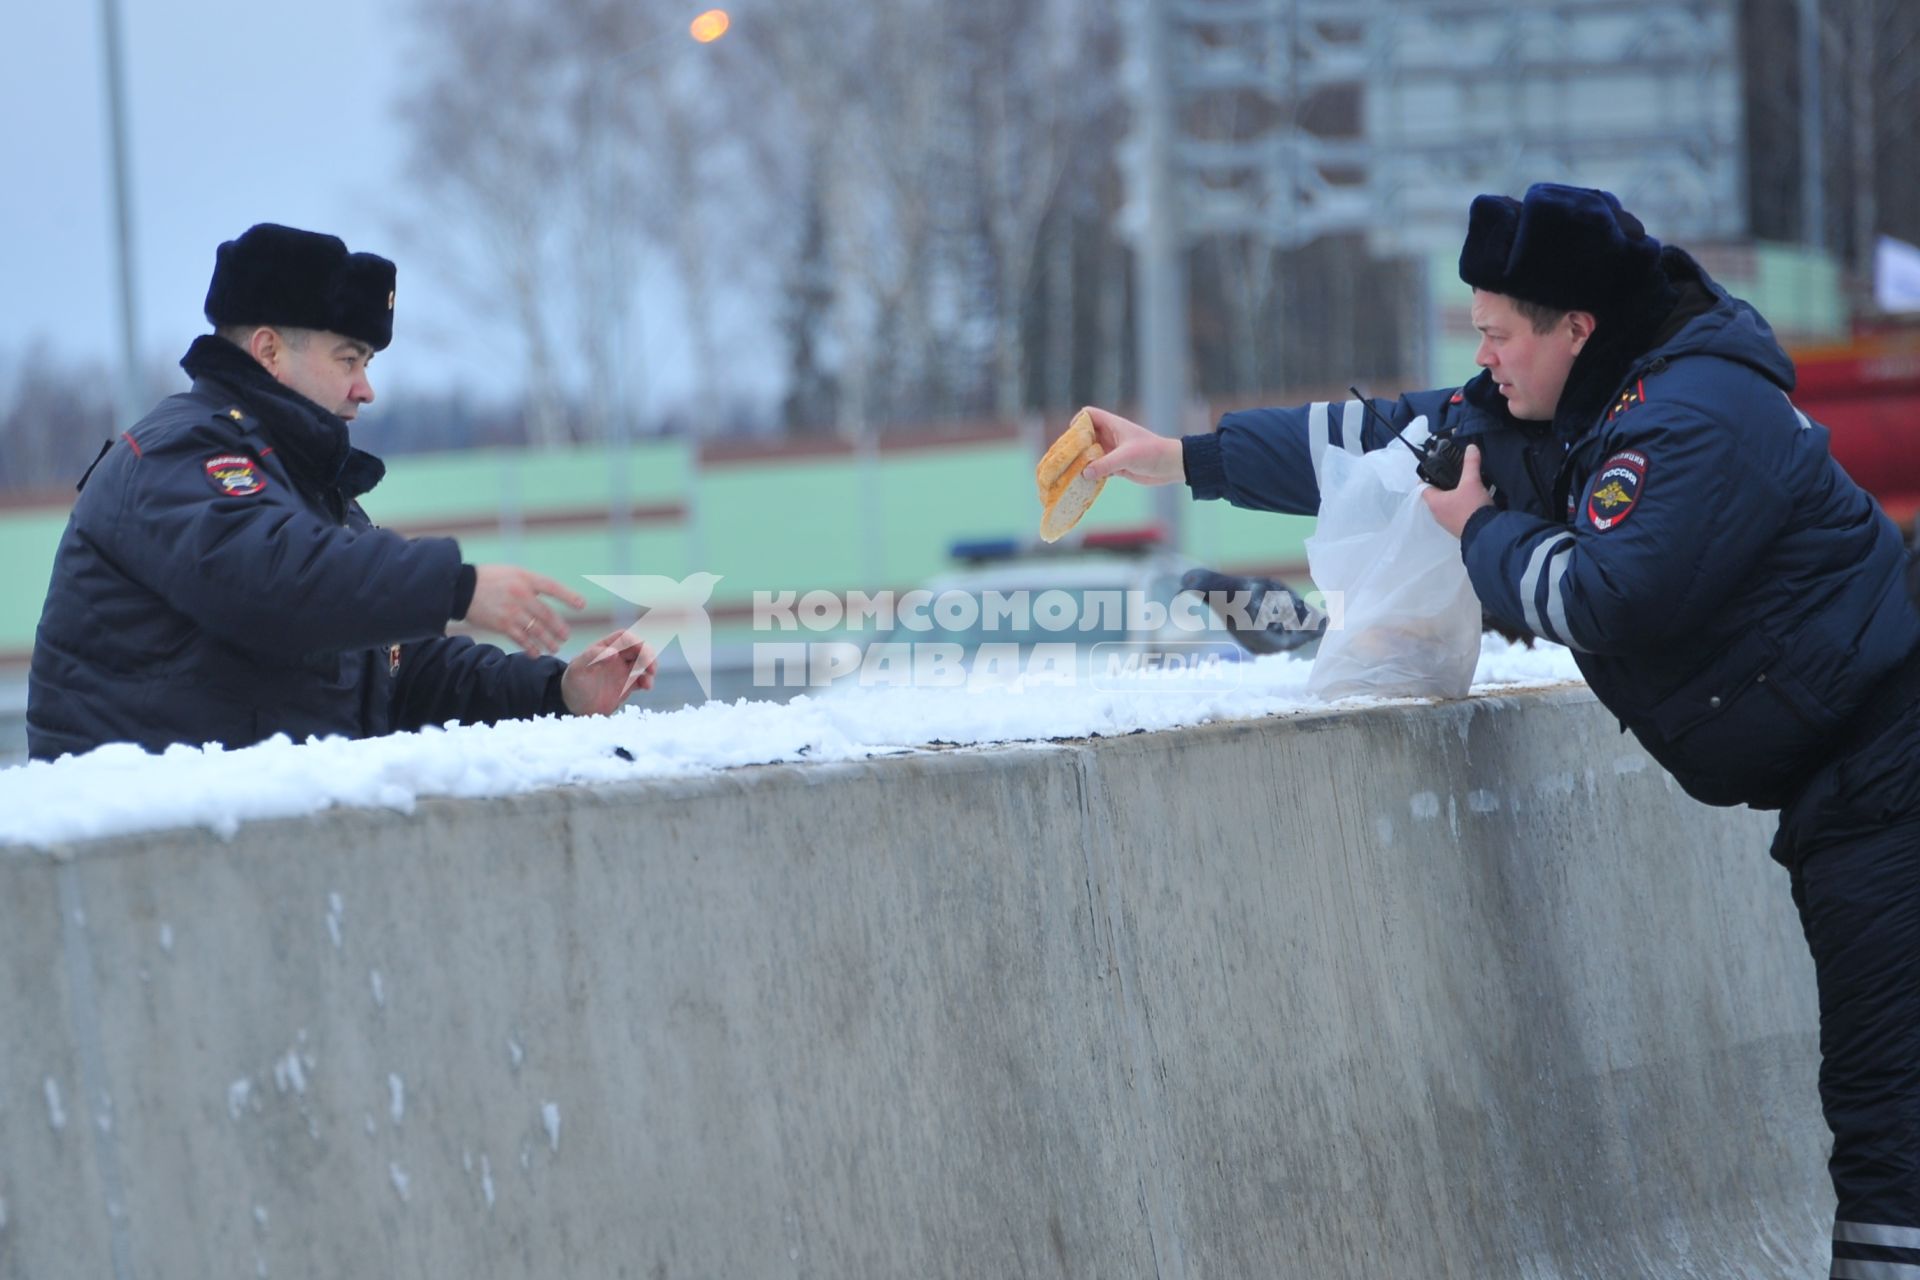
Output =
[
  {"x1": 203, "y1": 453, "x2": 266, "y2": 497},
  {"x1": 1587, "y1": 450, "x2": 1646, "y2": 531}
]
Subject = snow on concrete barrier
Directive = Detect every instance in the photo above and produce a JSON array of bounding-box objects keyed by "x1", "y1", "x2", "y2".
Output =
[{"x1": 0, "y1": 686, "x2": 1829, "y2": 1277}]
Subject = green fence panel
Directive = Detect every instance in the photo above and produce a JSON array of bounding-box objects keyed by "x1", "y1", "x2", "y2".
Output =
[
  {"x1": 371, "y1": 442, "x2": 691, "y2": 521},
  {"x1": 0, "y1": 513, "x2": 70, "y2": 654}
]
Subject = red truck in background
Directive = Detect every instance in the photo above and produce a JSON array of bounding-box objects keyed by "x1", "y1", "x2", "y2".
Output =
[{"x1": 1792, "y1": 319, "x2": 1920, "y2": 527}]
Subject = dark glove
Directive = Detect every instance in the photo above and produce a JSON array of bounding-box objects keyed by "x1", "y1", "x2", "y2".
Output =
[
  {"x1": 1481, "y1": 610, "x2": 1536, "y2": 649},
  {"x1": 1179, "y1": 567, "x2": 1325, "y2": 655}
]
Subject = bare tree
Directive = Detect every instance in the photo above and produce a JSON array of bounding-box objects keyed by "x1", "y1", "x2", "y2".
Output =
[
  {"x1": 394, "y1": 0, "x2": 1135, "y2": 438},
  {"x1": 736, "y1": 0, "x2": 967, "y2": 435},
  {"x1": 1743, "y1": 0, "x2": 1920, "y2": 285},
  {"x1": 397, "y1": 0, "x2": 715, "y2": 443},
  {"x1": 397, "y1": 0, "x2": 576, "y2": 443},
  {"x1": 959, "y1": 0, "x2": 1085, "y2": 418}
]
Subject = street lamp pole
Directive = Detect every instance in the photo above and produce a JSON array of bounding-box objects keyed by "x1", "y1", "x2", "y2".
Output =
[
  {"x1": 1128, "y1": 0, "x2": 1190, "y2": 539},
  {"x1": 98, "y1": 0, "x2": 143, "y2": 427}
]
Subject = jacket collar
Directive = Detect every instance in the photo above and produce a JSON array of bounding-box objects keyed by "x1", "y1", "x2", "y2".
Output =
[
  {"x1": 178, "y1": 334, "x2": 386, "y2": 500},
  {"x1": 1546, "y1": 248, "x2": 1685, "y2": 439}
]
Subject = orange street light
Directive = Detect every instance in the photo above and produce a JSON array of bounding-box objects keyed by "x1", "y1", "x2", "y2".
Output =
[{"x1": 690, "y1": 9, "x2": 730, "y2": 43}]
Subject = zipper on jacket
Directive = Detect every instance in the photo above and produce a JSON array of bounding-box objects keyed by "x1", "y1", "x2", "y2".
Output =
[{"x1": 1523, "y1": 437, "x2": 1562, "y2": 519}]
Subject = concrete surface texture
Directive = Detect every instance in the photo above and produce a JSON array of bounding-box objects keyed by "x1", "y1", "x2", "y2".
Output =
[{"x1": 0, "y1": 687, "x2": 1829, "y2": 1277}]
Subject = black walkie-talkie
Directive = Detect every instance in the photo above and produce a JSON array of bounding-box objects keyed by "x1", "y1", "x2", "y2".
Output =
[{"x1": 1348, "y1": 387, "x2": 1465, "y2": 491}]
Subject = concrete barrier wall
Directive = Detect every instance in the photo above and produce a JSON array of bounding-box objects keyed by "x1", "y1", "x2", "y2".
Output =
[{"x1": 0, "y1": 687, "x2": 1831, "y2": 1278}]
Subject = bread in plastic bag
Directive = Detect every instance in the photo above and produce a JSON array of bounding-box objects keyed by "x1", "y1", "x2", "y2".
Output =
[{"x1": 1304, "y1": 422, "x2": 1482, "y2": 701}]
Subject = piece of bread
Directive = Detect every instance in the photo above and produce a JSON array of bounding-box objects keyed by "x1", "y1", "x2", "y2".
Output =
[
  {"x1": 1036, "y1": 410, "x2": 1107, "y2": 542},
  {"x1": 1040, "y1": 444, "x2": 1088, "y2": 509},
  {"x1": 1040, "y1": 445, "x2": 1106, "y2": 542},
  {"x1": 1036, "y1": 410, "x2": 1096, "y2": 501}
]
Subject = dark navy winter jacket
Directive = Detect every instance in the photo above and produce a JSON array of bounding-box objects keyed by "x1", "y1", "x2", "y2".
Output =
[
  {"x1": 1181, "y1": 250, "x2": 1920, "y2": 810},
  {"x1": 26, "y1": 336, "x2": 566, "y2": 760}
]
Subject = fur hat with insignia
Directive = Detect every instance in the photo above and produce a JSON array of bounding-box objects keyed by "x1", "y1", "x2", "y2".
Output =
[
  {"x1": 1458, "y1": 184, "x2": 1663, "y2": 318},
  {"x1": 203, "y1": 223, "x2": 397, "y2": 350}
]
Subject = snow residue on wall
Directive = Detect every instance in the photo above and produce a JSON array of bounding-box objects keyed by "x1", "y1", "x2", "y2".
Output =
[
  {"x1": 0, "y1": 639, "x2": 1581, "y2": 849},
  {"x1": 272, "y1": 1050, "x2": 307, "y2": 1097}
]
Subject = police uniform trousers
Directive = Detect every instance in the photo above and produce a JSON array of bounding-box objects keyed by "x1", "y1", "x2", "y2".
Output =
[{"x1": 1780, "y1": 709, "x2": 1920, "y2": 1277}]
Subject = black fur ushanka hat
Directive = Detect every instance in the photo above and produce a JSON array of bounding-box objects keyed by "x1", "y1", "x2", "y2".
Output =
[
  {"x1": 1458, "y1": 184, "x2": 1662, "y2": 319},
  {"x1": 203, "y1": 223, "x2": 397, "y2": 350}
]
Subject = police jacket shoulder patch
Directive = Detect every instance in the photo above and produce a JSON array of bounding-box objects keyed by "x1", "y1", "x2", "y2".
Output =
[
  {"x1": 1587, "y1": 450, "x2": 1646, "y2": 531},
  {"x1": 204, "y1": 453, "x2": 266, "y2": 497}
]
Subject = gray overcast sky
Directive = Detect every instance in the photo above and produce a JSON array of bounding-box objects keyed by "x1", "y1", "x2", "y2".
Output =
[
  {"x1": 6, "y1": 1, "x2": 746, "y2": 409},
  {"x1": 11, "y1": 2, "x2": 427, "y2": 376}
]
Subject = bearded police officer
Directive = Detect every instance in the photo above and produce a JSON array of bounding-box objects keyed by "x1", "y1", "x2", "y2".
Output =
[
  {"x1": 28, "y1": 223, "x2": 655, "y2": 759},
  {"x1": 1087, "y1": 184, "x2": 1920, "y2": 1271}
]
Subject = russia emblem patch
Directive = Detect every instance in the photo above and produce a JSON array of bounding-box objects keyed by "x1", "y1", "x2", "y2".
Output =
[
  {"x1": 204, "y1": 454, "x2": 266, "y2": 497},
  {"x1": 1587, "y1": 450, "x2": 1646, "y2": 531}
]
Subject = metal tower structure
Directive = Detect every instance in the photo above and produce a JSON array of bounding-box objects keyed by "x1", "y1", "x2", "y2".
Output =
[{"x1": 1121, "y1": 0, "x2": 1745, "y2": 434}]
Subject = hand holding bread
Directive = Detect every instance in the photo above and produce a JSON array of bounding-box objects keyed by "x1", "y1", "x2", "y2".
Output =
[
  {"x1": 1035, "y1": 407, "x2": 1187, "y2": 542},
  {"x1": 1077, "y1": 407, "x2": 1186, "y2": 486}
]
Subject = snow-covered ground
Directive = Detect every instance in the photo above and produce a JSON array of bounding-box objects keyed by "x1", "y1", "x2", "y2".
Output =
[{"x1": 0, "y1": 639, "x2": 1581, "y2": 849}]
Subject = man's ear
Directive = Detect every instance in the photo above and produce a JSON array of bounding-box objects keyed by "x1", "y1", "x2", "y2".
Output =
[
  {"x1": 1566, "y1": 310, "x2": 1598, "y2": 355},
  {"x1": 245, "y1": 326, "x2": 280, "y2": 371}
]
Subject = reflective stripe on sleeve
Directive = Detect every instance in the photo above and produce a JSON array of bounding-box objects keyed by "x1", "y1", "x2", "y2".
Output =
[
  {"x1": 1836, "y1": 1221, "x2": 1920, "y2": 1251},
  {"x1": 1308, "y1": 402, "x2": 1331, "y2": 482},
  {"x1": 1542, "y1": 541, "x2": 1587, "y2": 652},
  {"x1": 1341, "y1": 399, "x2": 1366, "y2": 457},
  {"x1": 1519, "y1": 532, "x2": 1575, "y2": 642},
  {"x1": 1832, "y1": 1259, "x2": 1920, "y2": 1279}
]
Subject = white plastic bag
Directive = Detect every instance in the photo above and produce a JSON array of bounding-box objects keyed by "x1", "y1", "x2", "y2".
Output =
[{"x1": 1304, "y1": 423, "x2": 1482, "y2": 701}]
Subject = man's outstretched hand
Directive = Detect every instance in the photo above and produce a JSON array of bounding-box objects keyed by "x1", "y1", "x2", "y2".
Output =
[
  {"x1": 1079, "y1": 407, "x2": 1186, "y2": 486},
  {"x1": 561, "y1": 629, "x2": 658, "y2": 716},
  {"x1": 466, "y1": 565, "x2": 586, "y2": 657}
]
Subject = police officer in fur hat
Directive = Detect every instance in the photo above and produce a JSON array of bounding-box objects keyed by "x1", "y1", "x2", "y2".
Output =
[
  {"x1": 1083, "y1": 183, "x2": 1920, "y2": 1268},
  {"x1": 27, "y1": 223, "x2": 657, "y2": 759}
]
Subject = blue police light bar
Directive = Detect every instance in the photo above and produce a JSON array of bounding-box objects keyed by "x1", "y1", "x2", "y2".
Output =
[
  {"x1": 1081, "y1": 524, "x2": 1168, "y2": 552},
  {"x1": 949, "y1": 536, "x2": 1023, "y2": 563}
]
